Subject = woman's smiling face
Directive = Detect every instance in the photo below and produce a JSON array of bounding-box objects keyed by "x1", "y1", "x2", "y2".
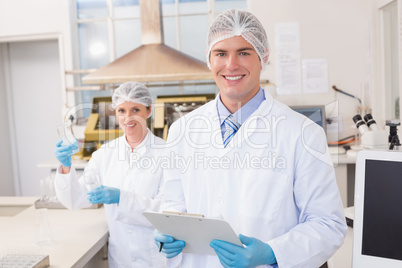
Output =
[{"x1": 115, "y1": 101, "x2": 150, "y2": 142}]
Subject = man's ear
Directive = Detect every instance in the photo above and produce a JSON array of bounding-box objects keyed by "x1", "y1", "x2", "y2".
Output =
[{"x1": 206, "y1": 49, "x2": 211, "y2": 63}]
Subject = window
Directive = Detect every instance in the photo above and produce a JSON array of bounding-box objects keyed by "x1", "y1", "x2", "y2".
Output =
[
  {"x1": 381, "y1": 1, "x2": 400, "y2": 119},
  {"x1": 72, "y1": 0, "x2": 247, "y2": 116}
]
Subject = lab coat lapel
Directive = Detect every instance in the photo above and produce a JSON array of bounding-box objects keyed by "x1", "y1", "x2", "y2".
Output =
[
  {"x1": 220, "y1": 90, "x2": 275, "y2": 156},
  {"x1": 205, "y1": 99, "x2": 225, "y2": 150}
]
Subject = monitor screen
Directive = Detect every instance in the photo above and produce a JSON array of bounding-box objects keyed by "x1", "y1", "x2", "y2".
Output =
[
  {"x1": 362, "y1": 159, "x2": 402, "y2": 261},
  {"x1": 353, "y1": 150, "x2": 402, "y2": 268},
  {"x1": 290, "y1": 106, "x2": 326, "y2": 131}
]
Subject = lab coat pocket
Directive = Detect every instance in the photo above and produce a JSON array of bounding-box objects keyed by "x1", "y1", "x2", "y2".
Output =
[{"x1": 239, "y1": 172, "x2": 288, "y2": 221}]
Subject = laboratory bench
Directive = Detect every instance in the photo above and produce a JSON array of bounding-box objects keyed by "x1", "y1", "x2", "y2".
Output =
[{"x1": 0, "y1": 196, "x2": 108, "y2": 267}]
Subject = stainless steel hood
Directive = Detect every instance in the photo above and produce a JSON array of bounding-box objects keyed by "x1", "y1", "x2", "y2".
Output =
[{"x1": 82, "y1": 0, "x2": 213, "y2": 85}]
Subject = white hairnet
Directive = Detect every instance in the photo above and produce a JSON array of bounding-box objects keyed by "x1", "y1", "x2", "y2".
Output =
[
  {"x1": 206, "y1": 9, "x2": 269, "y2": 70},
  {"x1": 112, "y1": 82, "x2": 153, "y2": 109}
]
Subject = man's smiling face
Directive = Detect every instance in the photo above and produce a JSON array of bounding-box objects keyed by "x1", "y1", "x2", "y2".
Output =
[{"x1": 209, "y1": 35, "x2": 262, "y2": 108}]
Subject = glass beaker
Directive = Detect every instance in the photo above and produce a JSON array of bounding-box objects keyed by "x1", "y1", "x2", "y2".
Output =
[
  {"x1": 83, "y1": 168, "x2": 101, "y2": 191},
  {"x1": 56, "y1": 123, "x2": 79, "y2": 154}
]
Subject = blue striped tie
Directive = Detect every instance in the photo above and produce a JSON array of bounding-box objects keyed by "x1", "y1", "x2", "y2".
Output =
[{"x1": 223, "y1": 114, "x2": 240, "y2": 147}]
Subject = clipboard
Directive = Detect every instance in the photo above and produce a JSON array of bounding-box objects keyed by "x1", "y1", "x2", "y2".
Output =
[{"x1": 143, "y1": 211, "x2": 243, "y2": 255}]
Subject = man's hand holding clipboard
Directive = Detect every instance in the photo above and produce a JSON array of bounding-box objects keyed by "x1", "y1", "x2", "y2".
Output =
[{"x1": 143, "y1": 211, "x2": 242, "y2": 256}]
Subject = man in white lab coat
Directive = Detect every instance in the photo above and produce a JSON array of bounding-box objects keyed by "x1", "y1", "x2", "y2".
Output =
[{"x1": 156, "y1": 9, "x2": 347, "y2": 268}]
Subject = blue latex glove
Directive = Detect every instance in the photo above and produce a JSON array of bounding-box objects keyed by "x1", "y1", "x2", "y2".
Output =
[
  {"x1": 210, "y1": 234, "x2": 277, "y2": 268},
  {"x1": 154, "y1": 230, "x2": 186, "y2": 258},
  {"x1": 54, "y1": 140, "x2": 78, "y2": 167},
  {"x1": 87, "y1": 185, "x2": 120, "y2": 204}
]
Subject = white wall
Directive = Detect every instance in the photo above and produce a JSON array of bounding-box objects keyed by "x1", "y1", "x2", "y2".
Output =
[
  {"x1": 4, "y1": 40, "x2": 63, "y2": 196},
  {"x1": 0, "y1": 0, "x2": 74, "y2": 196},
  {"x1": 0, "y1": 0, "x2": 73, "y2": 72},
  {"x1": 251, "y1": 0, "x2": 373, "y2": 139},
  {"x1": 0, "y1": 0, "x2": 75, "y2": 109}
]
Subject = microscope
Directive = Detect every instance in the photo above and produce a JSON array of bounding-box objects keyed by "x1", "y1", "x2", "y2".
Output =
[
  {"x1": 353, "y1": 114, "x2": 389, "y2": 150},
  {"x1": 386, "y1": 119, "x2": 401, "y2": 150}
]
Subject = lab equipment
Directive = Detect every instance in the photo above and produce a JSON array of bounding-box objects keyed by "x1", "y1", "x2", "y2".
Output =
[
  {"x1": 291, "y1": 105, "x2": 327, "y2": 132},
  {"x1": 87, "y1": 185, "x2": 120, "y2": 204},
  {"x1": 83, "y1": 168, "x2": 101, "y2": 191},
  {"x1": 56, "y1": 123, "x2": 79, "y2": 154},
  {"x1": 54, "y1": 140, "x2": 78, "y2": 167},
  {"x1": 353, "y1": 150, "x2": 402, "y2": 268},
  {"x1": 153, "y1": 94, "x2": 214, "y2": 140},
  {"x1": 206, "y1": 9, "x2": 269, "y2": 70},
  {"x1": 363, "y1": 113, "x2": 379, "y2": 131},
  {"x1": 35, "y1": 175, "x2": 66, "y2": 209},
  {"x1": 352, "y1": 114, "x2": 388, "y2": 149},
  {"x1": 211, "y1": 234, "x2": 276, "y2": 267},
  {"x1": 386, "y1": 119, "x2": 401, "y2": 150},
  {"x1": 34, "y1": 173, "x2": 101, "y2": 210},
  {"x1": 38, "y1": 175, "x2": 58, "y2": 203},
  {"x1": 332, "y1": 85, "x2": 362, "y2": 104},
  {"x1": 353, "y1": 115, "x2": 369, "y2": 135},
  {"x1": 0, "y1": 254, "x2": 49, "y2": 268},
  {"x1": 35, "y1": 208, "x2": 54, "y2": 246},
  {"x1": 154, "y1": 230, "x2": 186, "y2": 258},
  {"x1": 83, "y1": 96, "x2": 124, "y2": 159},
  {"x1": 112, "y1": 81, "x2": 153, "y2": 109}
]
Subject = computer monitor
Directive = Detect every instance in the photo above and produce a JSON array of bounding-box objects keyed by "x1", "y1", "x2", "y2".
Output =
[
  {"x1": 353, "y1": 150, "x2": 402, "y2": 267},
  {"x1": 290, "y1": 105, "x2": 326, "y2": 132}
]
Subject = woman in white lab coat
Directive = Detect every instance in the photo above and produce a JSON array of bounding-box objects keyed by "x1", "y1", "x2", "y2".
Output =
[{"x1": 54, "y1": 82, "x2": 167, "y2": 268}]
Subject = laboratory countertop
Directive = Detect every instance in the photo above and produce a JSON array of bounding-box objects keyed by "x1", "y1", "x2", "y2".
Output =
[
  {"x1": 0, "y1": 196, "x2": 108, "y2": 267},
  {"x1": 331, "y1": 153, "x2": 357, "y2": 165}
]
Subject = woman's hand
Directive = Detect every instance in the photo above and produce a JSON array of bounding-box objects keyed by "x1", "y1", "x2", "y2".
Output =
[
  {"x1": 54, "y1": 140, "x2": 78, "y2": 167},
  {"x1": 87, "y1": 185, "x2": 120, "y2": 204}
]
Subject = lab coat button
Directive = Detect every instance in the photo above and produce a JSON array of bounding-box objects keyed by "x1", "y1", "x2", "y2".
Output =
[{"x1": 128, "y1": 229, "x2": 133, "y2": 234}]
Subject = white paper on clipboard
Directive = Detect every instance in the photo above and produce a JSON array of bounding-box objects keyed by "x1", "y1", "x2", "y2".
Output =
[{"x1": 143, "y1": 211, "x2": 243, "y2": 255}]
